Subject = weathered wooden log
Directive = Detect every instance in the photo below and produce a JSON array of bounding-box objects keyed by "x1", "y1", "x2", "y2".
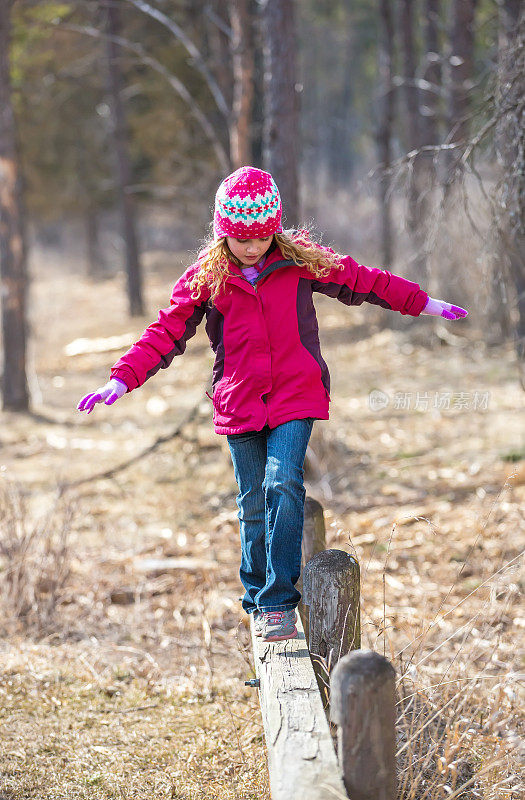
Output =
[
  {"x1": 250, "y1": 613, "x2": 346, "y2": 800},
  {"x1": 298, "y1": 497, "x2": 327, "y2": 633},
  {"x1": 330, "y1": 650, "x2": 397, "y2": 800},
  {"x1": 302, "y1": 549, "x2": 360, "y2": 669}
]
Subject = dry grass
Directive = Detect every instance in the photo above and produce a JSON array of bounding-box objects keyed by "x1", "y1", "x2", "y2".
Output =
[
  {"x1": 395, "y1": 668, "x2": 521, "y2": 800},
  {"x1": 330, "y1": 489, "x2": 523, "y2": 799},
  {"x1": 391, "y1": 543, "x2": 523, "y2": 800},
  {"x1": 0, "y1": 650, "x2": 267, "y2": 799},
  {"x1": 0, "y1": 236, "x2": 523, "y2": 798},
  {"x1": 0, "y1": 482, "x2": 73, "y2": 636}
]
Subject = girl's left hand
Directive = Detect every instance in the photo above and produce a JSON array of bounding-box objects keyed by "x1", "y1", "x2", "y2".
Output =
[{"x1": 422, "y1": 297, "x2": 468, "y2": 320}]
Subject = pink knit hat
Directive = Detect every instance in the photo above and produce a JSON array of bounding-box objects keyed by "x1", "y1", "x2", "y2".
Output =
[{"x1": 213, "y1": 166, "x2": 283, "y2": 239}]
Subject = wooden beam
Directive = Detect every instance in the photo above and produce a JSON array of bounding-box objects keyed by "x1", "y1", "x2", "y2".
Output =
[{"x1": 251, "y1": 614, "x2": 347, "y2": 800}]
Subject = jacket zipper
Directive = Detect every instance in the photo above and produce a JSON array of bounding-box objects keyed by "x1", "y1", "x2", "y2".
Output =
[
  {"x1": 253, "y1": 286, "x2": 270, "y2": 426},
  {"x1": 238, "y1": 273, "x2": 258, "y2": 294}
]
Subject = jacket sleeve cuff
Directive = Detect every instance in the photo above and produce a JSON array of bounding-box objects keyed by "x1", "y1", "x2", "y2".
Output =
[
  {"x1": 110, "y1": 367, "x2": 139, "y2": 391},
  {"x1": 409, "y1": 290, "x2": 429, "y2": 316}
]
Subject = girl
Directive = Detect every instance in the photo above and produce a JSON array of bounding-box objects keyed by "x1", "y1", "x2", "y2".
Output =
[{"x1": 78, "y1": 166, "x2": 467, "y2": 643}]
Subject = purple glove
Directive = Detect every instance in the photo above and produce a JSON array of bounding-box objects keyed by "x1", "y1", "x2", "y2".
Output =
[
  {"x1": 77, "y1": 377, "x2": 128, "y2": 415},
  {"x1": 422, "y1": 297, "x2": 468, "y2": 320}
]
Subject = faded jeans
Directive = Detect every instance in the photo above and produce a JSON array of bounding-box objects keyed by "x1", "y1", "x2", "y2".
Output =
[{"x1": 227, "y1": 418, "x2": 314, "y2": 613}]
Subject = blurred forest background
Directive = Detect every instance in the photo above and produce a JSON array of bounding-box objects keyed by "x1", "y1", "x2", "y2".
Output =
[
  {"x1": 0, "y1": 2, "x2": 523, "y2": 799},
  {"x1": 0, "y1": 0, "x2": 523, "y2": 409}
]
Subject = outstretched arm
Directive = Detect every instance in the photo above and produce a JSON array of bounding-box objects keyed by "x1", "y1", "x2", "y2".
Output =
[
  {"x1": 76, "y1": 264, "x2": 209, "y2": 414},
  {"x1": 311, "y1": 254, "x2": 467, "y2": 320},
  {"x1": 110, "y1": 263, "x2": 210, "y2": 391},
  {"x1": 311, "y1": 255, "x2": 429, "y2": 315}
]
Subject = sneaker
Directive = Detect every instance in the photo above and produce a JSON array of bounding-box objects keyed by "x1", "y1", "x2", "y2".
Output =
[
  {"x1": 261, "y1": 609, "x2": 298, "y2": 642},
  {"x1": 253, "y1": 610, "x2": 265, "y2": 637}
]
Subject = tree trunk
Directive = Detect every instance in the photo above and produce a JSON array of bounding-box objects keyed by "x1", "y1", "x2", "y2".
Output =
[
  {"x1": 76, "y1": 141, "x2": 106, "y2": 279},
  {"x1": 0, "y1": 0, "x2": 29, "y2": 411},
  {"x1": 399, "y1": 0, "x2": 428, "y2": 281},
  {"x1": 496, "y1": 2, "x2": 525, "y2": 377},
  {"x1": 229, "y1": 0, "x2": 254, "y2": 169},
  {"x1": 261, "y1": 0, "x2": 300, "y2": 225},
  {"x1": 85, "y1": 204, "x2": 106, "y2": 279},
  {"x1": 103, "y1": 0, "x2": 144, "y2": 316},
  {"x1": 205, "y1": 0, "x2": 233, "y2": 160},
  {"x1": 208, "y1": 0, "x2": 233, "y2": 111},
  {"x1": 399, "y1": 0, "x2": 422, "y2": 231},
  {"x1": 326, "y1": 21, "x2": 355, "y2": 188},
  {"x1": 444, "y1": 0, "x2": 478, "y2": 182},
  {"x1": 420, "y1": 0, "x2": 442, "y2": 151},
  {"x1": 377, "y1": 0, "x2": 395, "y2": 267},
  {"x1": 250, "y1": 0, "x2": 265, "y2": 168}
]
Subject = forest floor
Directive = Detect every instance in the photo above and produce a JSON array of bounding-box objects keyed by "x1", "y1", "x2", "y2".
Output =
[{"x1": 0, "y1": 248, "x2": 523, "y2": 799}]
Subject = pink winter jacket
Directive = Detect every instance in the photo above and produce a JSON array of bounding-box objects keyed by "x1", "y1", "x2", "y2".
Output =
[{"x1": 110, "y1": 241, "x2": 428, "y2": 434}]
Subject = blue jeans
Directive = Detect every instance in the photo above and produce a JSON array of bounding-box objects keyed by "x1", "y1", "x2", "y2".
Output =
[{"x1": 227, "y1": 418, "x2": 314, "y2": 614}]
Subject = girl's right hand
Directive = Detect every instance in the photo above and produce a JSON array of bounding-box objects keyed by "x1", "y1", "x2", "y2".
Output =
[{"x1": 77, "y1": 378, "x2": 128, "y2": 414}]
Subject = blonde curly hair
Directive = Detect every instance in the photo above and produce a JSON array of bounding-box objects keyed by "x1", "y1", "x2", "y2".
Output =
[{"x1": 189, "y1": 229, "x2": 343, "y2": 303}]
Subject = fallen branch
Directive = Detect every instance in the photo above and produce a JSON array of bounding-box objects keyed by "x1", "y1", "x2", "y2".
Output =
[
  {"x1": 60, "y1": 400, "x2": 204, "y2": 493},
  {"x1": 94, "y1": 703, "x2": 160, "y2": 714}
]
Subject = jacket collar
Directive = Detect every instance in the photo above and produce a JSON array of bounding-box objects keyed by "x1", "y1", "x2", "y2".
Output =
[{"x1": 225, "y1": 246, "x2": 294, "y2": 293}]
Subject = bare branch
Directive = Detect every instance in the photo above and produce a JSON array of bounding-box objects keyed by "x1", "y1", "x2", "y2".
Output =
[
  {"x1": 124, "y1": 0, "x2": 230, "y2": 119},
  {"x1": 47, "y1": 20, "x2": 230, "y2": 171},
  {"x1": 392, "y1": 74, "x2": 445, "y2": 97},
  {"x1": 203, "y1": 3, "x2": 232, "y2": 38},
  {"x1": 368, "y1": 98, "x2": 523, "y2": 180}
]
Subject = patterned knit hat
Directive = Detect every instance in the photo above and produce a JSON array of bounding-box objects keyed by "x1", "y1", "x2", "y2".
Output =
[{"x1": 213, "y1": 166, "x2": 283, "y2": 239}]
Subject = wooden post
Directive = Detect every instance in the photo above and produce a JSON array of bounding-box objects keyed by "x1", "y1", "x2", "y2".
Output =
[
  {"x1": 330, "y1": 650, "x2": 397, "y2": 800},
  {"x1": 298, "y1": 497, "x2": 326, "y2": 633},
  {"x1": 303, "y1": 549, "x2": 360, "y2": 669}
]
